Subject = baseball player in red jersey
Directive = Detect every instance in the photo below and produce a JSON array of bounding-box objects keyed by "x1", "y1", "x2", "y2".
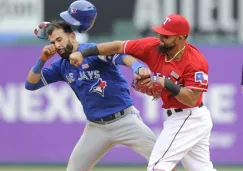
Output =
[{"x1": 69, "y1": 14, "x2": 217, "y2": 171}]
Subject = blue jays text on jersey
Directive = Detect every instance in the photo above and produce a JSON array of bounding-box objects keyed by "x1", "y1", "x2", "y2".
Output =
[{"x1": 37, "y1": 43, "x2": 134, "y2": 121}]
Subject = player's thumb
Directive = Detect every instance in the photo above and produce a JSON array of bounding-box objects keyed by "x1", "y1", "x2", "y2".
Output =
[
  {"x1": 133, "y1": 73, "x2": 141, "y2": 80},
  {"x1": 69, "y1": 59, "x2": 75, "y2": 66}
]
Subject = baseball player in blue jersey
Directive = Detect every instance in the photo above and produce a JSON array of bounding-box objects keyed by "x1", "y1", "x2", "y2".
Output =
[{"x1": 25, "y1": 1, "x2": 158, "y2": 171}]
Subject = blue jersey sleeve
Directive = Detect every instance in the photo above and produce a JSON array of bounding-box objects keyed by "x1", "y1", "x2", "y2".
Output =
[
  {"x1": 97, "y1": 54, "x2": 128, "y2": 66},
  {"x1": 41, "y1": 59, "x2": 64, "y2": 85},
  {"x1": 25, "y1": 59, "x2": 63, "y2": 91}
]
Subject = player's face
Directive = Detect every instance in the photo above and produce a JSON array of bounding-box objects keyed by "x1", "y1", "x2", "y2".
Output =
[
  {"x1": 48, "y1": 29, "x2": 74, "y2": 60},
  {"x1": 157, "y1": 34, "x2": 178, "y2": 54}
]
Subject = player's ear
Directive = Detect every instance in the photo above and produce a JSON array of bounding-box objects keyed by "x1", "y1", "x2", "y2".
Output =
[
  {"x1": 70, "y1": 32, "x2": 76, "y2": 43},
  {"x1": 178, "y1": 35, "x2": 183, "y2": 40},
  {"x1": 178, "y1": 35, "x2": 186, "y2": 42}
]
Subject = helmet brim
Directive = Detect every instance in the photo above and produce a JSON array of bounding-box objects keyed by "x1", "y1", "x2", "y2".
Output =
[{"x1": 60, "y1": 11, "x2": 80, "y2": 26}]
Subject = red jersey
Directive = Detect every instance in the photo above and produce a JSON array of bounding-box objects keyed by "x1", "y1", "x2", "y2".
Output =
[{"x1": 122, "y1": 37, "x2": 208, "y2": 109}]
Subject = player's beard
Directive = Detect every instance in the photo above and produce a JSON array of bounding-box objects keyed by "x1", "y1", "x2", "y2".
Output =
[
  {"x1": 157, "y1": 44, "x2": 176, "y2": 55},
  {"x1": 57, "y1": 40, "x2": 74, "y2": 60}
]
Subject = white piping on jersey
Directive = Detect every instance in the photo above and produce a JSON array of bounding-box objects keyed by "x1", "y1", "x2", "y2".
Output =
[
  {"x1": 41, "y1": 71, "x2": 48, "y2": 85},
  {"x1": 98, "y1": 55, "x2": 107, "y2": 62},
  {"x1": 112, "y1": 54, "x2": 119, "y2": 65}
]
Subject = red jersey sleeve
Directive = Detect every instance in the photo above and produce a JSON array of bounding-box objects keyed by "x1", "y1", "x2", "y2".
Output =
[
  {"x1": 122, "y1": 37, "x2": 158, "y2": 64},
  {"x1": 183, "y1": 61, "x2": 209, "y2": 92}
]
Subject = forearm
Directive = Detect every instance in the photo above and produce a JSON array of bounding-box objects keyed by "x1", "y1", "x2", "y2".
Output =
[
  {"x1": 123, "y1": 55, "x2": 146, "y2": 74},
  {"x1": 27, "y1": 58, "x2": 45, "y2": 82},
  {"x1": 97, "y1": 41, "x2": 124, "y2": 55},
  {"x1": 25, "y1": 58, "x2": 46, "y2": 90},
  {"x1": 81, "y1": 41, "x2": 125, "y2": 57},
  {"x1": 174, "y1": 88, "x2": 200, "y2": 107},
  {"x1": 122, "y1": 55, "x2": 138, "y2": 68},
  {"x1": 159, "y1": 77, "x2": 200, "y2": 107}
]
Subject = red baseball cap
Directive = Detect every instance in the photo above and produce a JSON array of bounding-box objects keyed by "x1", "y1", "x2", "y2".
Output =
[{"x1": 152, "y1": 14, "x2": 190, "y2": 36}]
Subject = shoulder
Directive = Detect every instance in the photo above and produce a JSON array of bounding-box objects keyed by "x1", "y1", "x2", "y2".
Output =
[
  {"x1": 126, "y1": 37, "x2": 159, "y2": 46},
  {"x1": 50, "y1": 58, "x2": 71, "y2": 73},
  {"x1": 126, "y1": 37, "x2": 159, "y2": 44},
  {"x1": 51, "y1": 58, "x2": 62, "y2": 66},
  {"x1": 78, "y1": 43, "x2": 97, "y2": 51},
  {"x1": 124, "y1": 37, "x2": 160, "y2": 54},
  {"x1": 185, "y1": 43, "x2": 208, "y2": 72}
]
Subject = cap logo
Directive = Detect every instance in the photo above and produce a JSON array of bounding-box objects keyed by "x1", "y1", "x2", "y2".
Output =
[
  {"x1": 71, "y1": 9, "x2": 77, "y2": 14},
  {"x1": 163, "y1": 17, "x2": 171, "y2": 25}
]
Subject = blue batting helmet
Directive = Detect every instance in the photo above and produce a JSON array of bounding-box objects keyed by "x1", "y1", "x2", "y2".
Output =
[{"x1": 60, "y1": 0, "x2": 97, "y2": 33}]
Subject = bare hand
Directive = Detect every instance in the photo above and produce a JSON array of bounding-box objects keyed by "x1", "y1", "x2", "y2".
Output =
[
  {"x1": 134, "y1": 67, "x2": 151, "y2": 80},
  {"x1": 69, "y1": 52, "x2": 84, "y2": 67},
  {"x1": 140, "y1": 77, "x2": 153, "y2": 88},
  {"x1": 40, "y1": 44, "x2": 57, "y2": 62}
]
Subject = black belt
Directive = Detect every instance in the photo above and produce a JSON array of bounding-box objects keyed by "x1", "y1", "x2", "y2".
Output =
[
  {"x1": 166, "y1": 103, "x2": 203, "y2": 117},
  {"x1": 93, "y1": 110, "x2": 125, "y2": 122}
]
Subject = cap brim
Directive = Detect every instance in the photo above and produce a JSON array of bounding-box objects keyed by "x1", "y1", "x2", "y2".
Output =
[
  {"x1": 152, "y1": 26, "x2": 177, "y2": 36},
  {"x1": 60, "y1": 11, "x2": 80, "y2": 26}
]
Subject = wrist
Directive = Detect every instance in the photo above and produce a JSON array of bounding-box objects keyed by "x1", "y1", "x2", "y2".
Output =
[
  {"x1": 80, "y1": 46, "x2": 99, "y2": 58},
  {"x1": 131, "y1": 61, "x2": 145, "y2": 74},
  {"x1": 40, "y1": 56, "x2": 47, "y2": 62},
  {"x1": 158, "y1": 77, "x2": 165, "y2": 87},
  {"x1": 164, "y1": 78, "x2": 181, "y2": 96},
  {"x1": 32, "y1": 58, "x2": 45, "y2": 74}
]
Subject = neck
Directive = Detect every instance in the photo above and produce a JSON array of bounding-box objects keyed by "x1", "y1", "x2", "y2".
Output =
[
  {"x1": 167, "y1": 43, "x2": 186, "y2": 60},
  {"x1": 72, "y1": 42, "x2": 80, "y2": 53}
]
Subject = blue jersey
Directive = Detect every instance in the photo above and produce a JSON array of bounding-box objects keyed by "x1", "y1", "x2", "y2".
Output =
[{"x1": 40, "y1": 43, "x2": 134, "y2": 121}]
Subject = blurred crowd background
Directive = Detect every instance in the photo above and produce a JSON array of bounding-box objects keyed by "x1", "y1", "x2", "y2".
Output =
[{"x1": 1, "y1": 0, "x2": 243, "y2": 170}]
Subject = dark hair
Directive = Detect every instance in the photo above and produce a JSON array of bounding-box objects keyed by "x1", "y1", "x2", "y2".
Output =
[{"x1": 46, "y1": 20, "x2": 73, "y2": 36}]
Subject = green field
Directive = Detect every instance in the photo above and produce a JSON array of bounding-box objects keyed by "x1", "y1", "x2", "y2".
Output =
[{"x1": 0, "y1": 165, "x2": 242, "y2": 171}]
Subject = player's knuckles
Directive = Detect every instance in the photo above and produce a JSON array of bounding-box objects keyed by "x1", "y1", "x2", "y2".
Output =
[
  {"x1": 50, "y1": 45, "x2": 56, "y2": 51},
  {"x1": 69, "y1": 60, "x2": 74, "y2": 65},
  {"x1": 69, "y1": 54, "x2": 75, "y2": 60},
  {"x1": 43, "y1": 49, "x2": 50, "y2": 55},
  {"x1": 143, "y1": 68, "x2": 151, "y2": 74},
  {"x1": 146, "y1": 82, "x2": 152, "y2": 87},
  {"x1": 146, "y1": 69, "x2": 151, "y2": 75},
  {"x1": 142, "y1": 78, "x2": 151, "y2": 84}
]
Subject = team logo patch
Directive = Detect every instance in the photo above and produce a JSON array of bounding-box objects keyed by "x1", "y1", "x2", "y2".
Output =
[
  {"x1": 195, "y1": 72, "x2": 208, "y2": 85},
  {"x1": 89, "y1": 78, "x2": 107, "y2": 97},
  {"x1": 82, "y1": 63, "x2": 89, "y2": 69}
]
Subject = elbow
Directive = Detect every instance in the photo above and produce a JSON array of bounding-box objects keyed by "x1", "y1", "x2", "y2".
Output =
[
  {"x1": 25, "y1": 81, "x2": 37, "y2": 91},
  {"x1": 112, "y1": 41, "x2": 124, "y2": 53},
  {"x1": 187, "y1": 101, "x2": 197, "y2": 107},
  {"x1": 187, "y1": 97, "x2": 199, "y2": 107}
]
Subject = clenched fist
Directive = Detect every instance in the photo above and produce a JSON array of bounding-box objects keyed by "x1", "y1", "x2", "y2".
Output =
[
  {"x1": 69, "y1": 51, "x2": 84, "y2": 67},
  {"x1": 40, "y1": 44, "x2": 57, "y2": 62}
]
